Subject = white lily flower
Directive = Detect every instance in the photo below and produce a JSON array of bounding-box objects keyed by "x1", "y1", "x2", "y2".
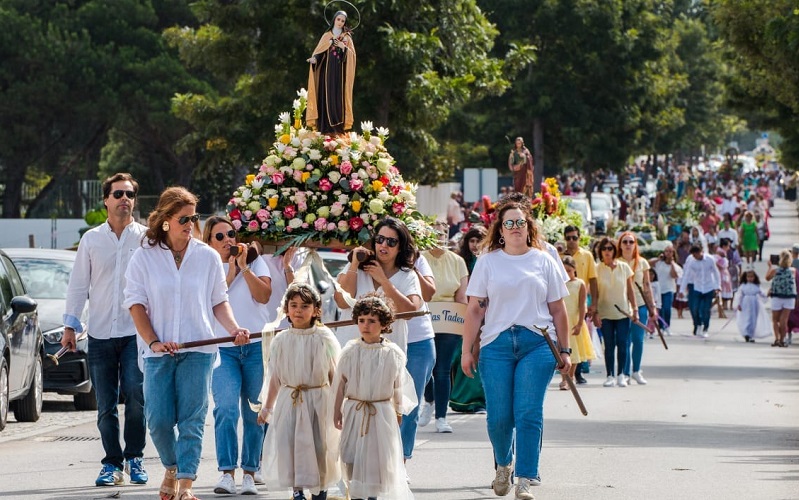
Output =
[
  {"x1": 292, "y1": 99, "x2": 301, "y2": 110},
  {"x1": 376, "y1": 127, "x2": 389, "y2": 137},
  {"x1": 297, "y1": 88, "x2": 308, "y2": 99},
  {"x1": 361, "y1": 121, "x2": 373, "y2": 133},
  {"x1": 279, "y1": 112, "x2": 290, "y2": 124}
]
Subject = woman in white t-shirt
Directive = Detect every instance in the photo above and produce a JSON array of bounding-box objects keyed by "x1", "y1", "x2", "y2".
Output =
[
  {"x1": 650, "y1": 244, "x2": 681, "y2": 335},
  {"x1": 462, "y1": 200, "x2": 570, "y2": 498},
  {"x1": 203, "y1": 216, "x2": 272, "y2": 495}
]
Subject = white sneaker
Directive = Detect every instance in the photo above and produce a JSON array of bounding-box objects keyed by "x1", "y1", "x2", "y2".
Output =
[
  {"x1": 253, "y1": 468, "x2": 264, "y2": 485},
  {"x1": 665, "y1": 328, "x2": 672, "y2": 336},
  {"x1": 240, "y1": 474, "x2": 258, "y2": 495},
  {"x1": 418, "y1": 401, "x2": 434, "y2": 427},
  {"x1": 435, "y1": 418, "x2": 453, "y2": 433},
  {"x1": 492, "y1": 464, "x2": 513, "y2": 496},
  {"x1": 603, "y1": 376, "x2": 616, "y2": 387},
  {"x1": 701, "y1": 331, "x2": 709, "y2": 339},
  {"x1": 214, "y1": 473, "x2": 236, "y2": 495},
  {"x1": 516, "y1": 477, "x2": 537, "y2": 499},
  {"x1": 632, "y1": 371, "x2": 648, "y2": 385},
  {"x1": 617, "y1": 375, "x2": 628, "y2": 387}
]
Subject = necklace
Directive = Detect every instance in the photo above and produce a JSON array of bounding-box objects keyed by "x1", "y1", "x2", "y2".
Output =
[{"x1": 169, "y1": 240, "x2": 190, "y2": 264}]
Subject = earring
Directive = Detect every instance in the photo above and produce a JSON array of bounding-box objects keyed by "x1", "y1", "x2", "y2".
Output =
[
  {"x1": 162, "y1": 221, "x2": 170, "y2": 232},
  {"x1": 527, "y1": 235, "x2": 532, "y2": 245},
  {"x1": 499, "y1": 236, "x2": 505, "y2": 245}
]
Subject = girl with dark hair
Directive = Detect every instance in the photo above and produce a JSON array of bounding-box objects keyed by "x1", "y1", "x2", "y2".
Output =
[{"x1": 458, "y1": 225, "x2": 487, "y2": 275}]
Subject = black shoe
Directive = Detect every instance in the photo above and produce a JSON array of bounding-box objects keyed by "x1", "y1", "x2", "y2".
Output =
[
  {"x1": 293, "y1": 491, "x2": 307, "y2": 500},
  {"x1": 745, "y1": 336, "x2": 751, "y2": 342},
  {"x1": 575, "y1": 374, "x2": 588, "y2": 384},
  {"x1": 312, "y1": 491, "x2": 327, "y2": 500}
]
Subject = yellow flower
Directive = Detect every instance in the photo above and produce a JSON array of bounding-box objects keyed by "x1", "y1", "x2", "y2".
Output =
[
  {"x1": 371, "y1": 180, "x2": 384, "y2": 192},
  {"x1": 246, "y1": 174, "x2": 256, "y2": 185},
  {"x1": 351, "y1": 200, "x2": 362, "y2": 212},
  {"x1": 294, "y1": 119, "x2": 301, "y2": 130},
  {"x1": 279, "y1": 134, "x2": 291, "y2": 145},
  {"x1": 268, "y1": 197, "x2": 278, "y2": 209},
  {"x1": 301, "y1": 172, "x2": 311, "y2": 183},
  {"x1": 330, "y1": 154, "x2": 339, "y2": 166}
]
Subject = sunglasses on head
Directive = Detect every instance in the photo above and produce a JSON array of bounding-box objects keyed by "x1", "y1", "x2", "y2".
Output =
[
  {"x1": 176, "y1": 214, "x2": 200, "y2": 225},
  {"x1": 214, "y1": 230, "x2": 236, "y2": 241},
  {"x1": 375, "y1": 235, "x2": 399, "y2": 247},
  {"x1": 502, "y1": 219, "x2": 527, "y2": 230},
  {"x1": 565, "y1": 235, "x2": 579, "y2": 241},
  {"x1": 112, "y1": 190, "x2": 136, "y2": 200}
]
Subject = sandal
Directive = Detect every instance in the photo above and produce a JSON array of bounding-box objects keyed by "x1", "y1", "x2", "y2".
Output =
[
  {"x1": 160, "y1": 468, "x2": 178, "y2": 500},
  {"x1": 178, "y1": 490, "x2": 200, "y2": 500},
  {"x1": 559, "y1": 380, "x2": 569, "y2": 391}
]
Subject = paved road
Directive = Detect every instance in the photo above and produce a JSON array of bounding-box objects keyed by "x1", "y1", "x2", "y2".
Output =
[{"x1": 1, "y1": 201, "x2": 797, "y2": 499}]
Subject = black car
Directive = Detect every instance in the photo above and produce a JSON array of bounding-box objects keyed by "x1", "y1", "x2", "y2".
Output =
[
  {"x1": 0, "y1": 250, "x2": 44, "y2": 431},
  {"x1": 3, "y1": 249, "x2": 95, "y2": 411}
]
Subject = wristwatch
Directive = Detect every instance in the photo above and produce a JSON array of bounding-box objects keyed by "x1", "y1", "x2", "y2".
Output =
[{"x1": 559, "y1": 348, "x2": 572, "y2": 355}]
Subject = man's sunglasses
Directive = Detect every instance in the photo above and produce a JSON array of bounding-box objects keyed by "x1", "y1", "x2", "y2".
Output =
[
  {"x1": 176, "y1": 214, "x2": 200, "y2": 225},
  {"x1": 375, "y1": 235, "x2": 399, "y2": 247},
  {"x1": 502, "y1": 219, "x2": 527, "y2": 230},
  {"x1": 112, "y1": 190, "x2": 136, "y2": 199},
  {"x1": 214, "y1": 230, "x2": 236, "y2": 241},
  {"x1": 565, "y1": 235, "x2": 579, "y2": 241}
]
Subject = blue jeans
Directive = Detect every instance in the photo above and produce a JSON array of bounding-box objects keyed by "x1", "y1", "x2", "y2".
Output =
[
  {"x1": 400, "y1": 338, "x2": 435, "y2": 459},
  {"x1": 88, "y1": 335, "x2": 146, "y2": 470},
  {"x1": 696, "y1": 290, "x2": 714, "y2": 329},
  {"x1": 687, "y1": 284, "x2": 700, "y2": 328},
  {"x1": 212, "y1": 344, "x2": 265, "y2": 472},
  {"x1": 660, "y1": 291, "x2": 674, "y2": 328},
  {"x1": 624, "y1": 306, "x2": 648, "y2": 376},
  {"x1": 144, "y1": 352, "x2": 215, "y2": 480},
  {"x1": 601, "y1": 319, "x2": 631, "y2": 377},
  {"x1": 478, "y1": 326, "x2": 555, "y2": 480},
  {"x1": 423, "y1": 333, "x2": 461, "y2": 419}
]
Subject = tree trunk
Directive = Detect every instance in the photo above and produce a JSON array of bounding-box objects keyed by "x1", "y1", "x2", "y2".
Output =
[
  {"x1": 533, "y1": 117, "x2": 544, "y2": 192},
  {"x1": 2, "y1": 163, "x2": 25, "y2": 218}
]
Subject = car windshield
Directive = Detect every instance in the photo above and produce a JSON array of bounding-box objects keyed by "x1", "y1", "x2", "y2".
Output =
[
  {"x1": 12, "y1": 258, "x2": 73, "y2": 299},
  {"x1": 321, "y1": 256, "x2": 348, "y2": 277},
  {"x1": 569, "y1": 199, "x2": 588, "y2": 214},
  {"x1": 591, "y1": 198, "x2": 611, "y2": 211}
]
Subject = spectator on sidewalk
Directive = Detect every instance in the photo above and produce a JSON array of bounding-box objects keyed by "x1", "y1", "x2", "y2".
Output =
[
  {"x1": 62, "y1": 172, "x2": 149, "y2": 487},
  {"x1": 678, "y1": 245, "x2": 721, "y2": 338}
]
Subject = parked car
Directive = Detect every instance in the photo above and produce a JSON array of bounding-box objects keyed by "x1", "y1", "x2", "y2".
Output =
[
  {"x1": 565, "y1": 196, "x2": 595, "y2": 235},
  {"x1": 3, "y1": 249, "x2": 95, "y2": 411},
  {"x1": 310, "y1": 250, "x2": 349, "y2": 324},
  {"x1": 0, "y1": 250, "x2": 44, "y2": 431},
  {"x1": 590, "y1": 193, "x2": 616, "y2": 234}
]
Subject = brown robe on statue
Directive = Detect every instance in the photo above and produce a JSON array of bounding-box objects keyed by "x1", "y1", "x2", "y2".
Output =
[
  {"x1": 306, "y1": 30, "x2": 356, "y2": 134},
  {"x1": 508, "y1": 147, "x2": 534, "y2": 197}
]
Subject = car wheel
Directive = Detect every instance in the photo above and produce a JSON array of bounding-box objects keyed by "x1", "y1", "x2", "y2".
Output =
[
  {"x1": 74, "y1": 386, "x2": 97, "y2": 411},
  {"x1": 0, "y1": 358, "x2": 8, "y2": 431},
  {"x1": 14, "y1": 353, "x2": 42, "y2": 422}
]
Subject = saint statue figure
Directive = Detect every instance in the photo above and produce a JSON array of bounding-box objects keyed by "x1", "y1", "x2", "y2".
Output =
[
  {"x1": 306, "y1": 10, "x2": 356, "y2": 134},
  {"x1": 508, "y1": 136, "x2": 534, "y2": 197}
]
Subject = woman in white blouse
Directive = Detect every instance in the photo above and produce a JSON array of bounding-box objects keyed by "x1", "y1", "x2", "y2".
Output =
[{"x1": 124, "y1": 187, "x2": 249, "y2": 500}]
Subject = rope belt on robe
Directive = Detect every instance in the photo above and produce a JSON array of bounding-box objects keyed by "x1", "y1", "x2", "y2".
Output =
[
  {"x1": 286, "y1": 383, "x2": 329, "y2": 406},
  {"x1": 348, "y1": 397, "x2": 390, "y2": 436}
]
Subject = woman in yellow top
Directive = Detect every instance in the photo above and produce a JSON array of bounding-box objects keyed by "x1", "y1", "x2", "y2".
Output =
[
  {"x1": 595, "y1": 237, "x2": 637, "y2": 388},
  {"x1": 306, "y1": 11, "x2": 356, "y2": 134},
  {"x1": 617, "y1": 232, "x2": 653, "y2": 386},
  {"x1": 559, "y1": 256, "x2": 596, "y2": 390}
]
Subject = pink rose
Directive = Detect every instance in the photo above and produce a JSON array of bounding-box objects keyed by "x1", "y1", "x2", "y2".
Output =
[
  {"x1": 349, "y1": 178, "x2": 364, "y2": 191},
  {"x1": 302, "y1": 223, "x2": 309, "y2": 229},
  {"x1": 327, "y1": 222, "x2": 337, "y2": 231},
  {"x1": 256, "y1": 209, "x2": 269, "y2": 221},
  {"x1": 340, "y1": 161, "x2": 353, "y2": 175},
  {"x1": 392, "y1": 202, "x2": 406, "y2": 214},
  {"x1": 297, "y1": 202, "x2": 307, "y2": 213},
  {"x1": 232, "y1": 219, "x2": 242, "y2": 230},
  {"x1": 243, "y1": 210, "x2": 253, "y2": 219},
  {"x1": 314, "y1": 218, "x2": 328, "y2": 231},
  {"x1": 319, "y1": 178, "x2": 333, "y2": 191},
  {"x1": 271, "y1": 173, "x2": 285, "y2": 185},
  {"x1": 247, "y1": 220, "x2": 259, "y2": 231},
  {"x1": 337, "y1": 220, "x2": 349, "y2": 232},
  {"x1": 293, "y1": 170, "x2": 303, "y2": 182},
  {"x1": 283, "y1": 205, "x2": 297, "y2": 219},
  {"x1": 261, "y1": 222, "x2": 268, "y2": 229}
]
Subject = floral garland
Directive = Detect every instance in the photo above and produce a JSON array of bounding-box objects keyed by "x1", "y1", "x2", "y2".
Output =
[{"x1": 226, "y1": 89, "x2": 437, "y2": 249}]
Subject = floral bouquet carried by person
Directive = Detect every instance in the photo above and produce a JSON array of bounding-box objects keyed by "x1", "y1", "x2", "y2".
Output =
[{"x1": 227, "y1": 89, "x2": 437, "y2": 250}]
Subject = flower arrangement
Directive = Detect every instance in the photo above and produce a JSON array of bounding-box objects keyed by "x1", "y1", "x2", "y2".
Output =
[{"x1": 226, "y1": 89, "x2": 437, "y2": 249}]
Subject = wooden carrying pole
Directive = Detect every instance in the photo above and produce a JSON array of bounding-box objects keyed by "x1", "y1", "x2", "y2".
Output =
[
  {"x1": 534, "y1": 325, "x2": 588, "y2": 416},
  {"x1": 177, "y1": 310, "x2": 429, "y2": 349}
]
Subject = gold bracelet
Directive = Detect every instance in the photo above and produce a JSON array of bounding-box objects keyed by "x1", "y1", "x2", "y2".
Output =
[{"x1": 242, "y1": 266, "x2": 252, "y2": 274}]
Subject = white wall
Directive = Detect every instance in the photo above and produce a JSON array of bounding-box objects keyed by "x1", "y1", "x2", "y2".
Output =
[
  {"x1": 0, "y1": 219, "x2": 87, "y2": 249},
  {"x1": 416, "y1": 182, "x2": 461, "y2": 220}
]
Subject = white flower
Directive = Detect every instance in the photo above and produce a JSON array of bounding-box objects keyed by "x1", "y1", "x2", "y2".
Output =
[
  {"x1": 350, "y1": 150, "x2": 361, "y2": 162},
  {"x1": 289, "y1": 218, "x2": 303, "y2": 229},
  {"x1": 292, "y1": 99, "x2": 301, "y2": 110},
  {"x1": 399, "y1": 190, "x2": 415, "y2": 202},
  {"x1": 274, "y1": 124, "x2": 283, "y2": 134},
  {"x1": 338, "y1": 194, "x2": 350, "y2": 204},
  {"x1": 376, "y1": 126, "x2": 389, "y2": 137},
  {"x1": 328, "y1": 171, "x2": 341, "y2": 183},
  {"x1": 309, "y1": 149, "x2": 322, "y2": 161},
  {"x1": 248, "y1": 200, "x2": 261, "y2": 212},
  {"x1": 349, "y1": 132, "x2": 360, "y2": 143},
  {"x1": 377, "y1": 190, "x2": 390, "y2": 201},
  {"x1": 376, "y1": 158, "x2": 391, "y2": 174},
  {"x1": 280, "y1": 166, "x2": 294, "y2": 175},
  {"x1": 279, "y1": 112, "x2": 290, "y2": 124},
  {"x1": 264, "y1": 154, "x2": 281, "y2": 167},
  {"x1": 290, "y1": 137, "x2": 301, "y2": 147},
  {"x1": 251, "y1": 176, "x2": 265, "y2": 189},
  {"x1": 370, "y1": 136, "x2": 381, "y2": 145},
  {"x1": 276, "y1": 143, "x2": 286, "y2": 154},
  {"x1": 241, "y1": 188, "x2": 252, "y2": 201},
  {"x1": 357, "y1": 168, "x2": 369, "y2": 179},
  {"x1": 361, "y1": 121, "x2": 373, "y2": 133},
  {"x1": 301, "y1": 138, "x2": 312, "y2": 148},
  {"x1": 360, "y1": 213, "x2": 370, "y2": 224},
  {"x1": 297, "y1": 88, "x2": 308, "y2": 99},
  {"x1": 292, "y1": 158, "x2": 306, "y2": 170},
  {"x1": 265, "y1": 189, "x2": 277, "y2": 198}
]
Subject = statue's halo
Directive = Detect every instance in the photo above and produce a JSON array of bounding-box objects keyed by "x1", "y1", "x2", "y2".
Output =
[{"x1": 324, "y1": 0, "x2": 361, "y2": 31}]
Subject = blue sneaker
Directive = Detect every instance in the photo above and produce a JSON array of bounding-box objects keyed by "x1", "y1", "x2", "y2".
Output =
[
  {"x1": 95, "y1": 463, "x2": 124, "y2": 486},
  {"x1": 126, "y1": 457, "x2": 148, "y2": 484}
]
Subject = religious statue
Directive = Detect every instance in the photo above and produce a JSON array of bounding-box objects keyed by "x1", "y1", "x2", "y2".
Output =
[{"x1": 508, "y1": 136, "x2": 534, "y2": 197}]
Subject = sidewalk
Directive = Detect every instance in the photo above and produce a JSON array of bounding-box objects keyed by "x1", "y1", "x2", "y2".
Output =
[{"x1": 0, "y1": 201, "x2": 796, "y2": 499}]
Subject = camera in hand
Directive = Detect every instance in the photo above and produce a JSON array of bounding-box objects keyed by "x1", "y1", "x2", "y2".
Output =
[
  {"x1": 770, "y1": 254, "x2": 779, "y2": 265},
  {"x1": 347, "y1": 248, "x2": 376, "y2": 270},
  {"x1": 230, "y1": 244, "x2": 259, "y2": 264}
]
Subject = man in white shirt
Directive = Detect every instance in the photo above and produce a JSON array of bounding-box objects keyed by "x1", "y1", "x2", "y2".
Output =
[
  {"x1": 678, "y1": 245, "x2": 721, "y2": 338},
  {"x1": 62, "y1": 173, "x2": 148, "y2": 487},
  {"x1": 717, "y1": 217, "x2": 739, "y2": 249}
]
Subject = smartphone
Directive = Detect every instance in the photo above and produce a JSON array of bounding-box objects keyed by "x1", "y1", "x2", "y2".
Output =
[{"x1": 770, "y1": 254, "x2": 779, "y2": 265}]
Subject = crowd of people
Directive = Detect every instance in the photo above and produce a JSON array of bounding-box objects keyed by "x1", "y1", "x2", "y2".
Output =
[{"x1": 61, "y1": 163, "x2": 795, "y2": 500}]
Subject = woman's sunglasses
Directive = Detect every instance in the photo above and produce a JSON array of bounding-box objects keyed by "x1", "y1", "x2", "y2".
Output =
[
  {"x1": 112, "y1": 190, "x2": 136, "y2": 199},
  {"x1": 214, "y1": 230, "x2": 236, "y2": 241},
  {"x1": 176, "y1": 214, "x2": 200, "y2": 225},
  {"x1": 601, "y1": 246, "x2": 615, "y2": 251},
  {"x1": 502, "y1": 219, "x2": 527, "y2": 230},
  {"x1": 621, "y1": 239, "x2": 636, "y2": 245},
  {"x1": 375, "y1": 235, "x2": 399, "y2": 247}
]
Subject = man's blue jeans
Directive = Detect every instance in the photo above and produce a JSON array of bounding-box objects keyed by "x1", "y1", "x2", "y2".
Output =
[
  {"x1": 688, "y1": 284, "x2": 701, "y2": 329},
  {"x1": 400, "y1": 338, "x2": 435, "y2": 459},
  {"x1": 660, "y1": 291, "x2": 674, "y2": 328},
  {"x1": 624, "y1": 306, "x2": 648, "y2": 376},
  {"x1": 601, "y1": 318, "x2": 631, "y2": 377},
  {"x1": 88, "y1": 335, "x2": 146, "y2": 470},
  {"x1": 212, "y1": 344, "x2": 265, "y2": 472},
  {"x1": 696, "y1": 290, "x2": 715, "y2": 330},
  {"x1": 423, "y1": 333, "x2": 462, "y2": 419},
  {"x1": 479, "y1": 326, "x2": 555, "y2": 481},
  {"x1": 144, "y1": 352, "x2": 215, "y2": 480}
]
